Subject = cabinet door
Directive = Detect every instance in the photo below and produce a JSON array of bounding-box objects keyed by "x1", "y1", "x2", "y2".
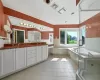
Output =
[
  {"x1": 15, "y1": 48, "x2": 26, "y2": 70},
  {"x1": 42, "y1": 45, "x2": 48, "y2": 60},
  {"x1": 27, "y1": 57, "x2": 36, "y2": 66},
  {"x1": 36, "y1": 46, "x2": 42, "y2": 63},
  {"x1": 27, "y1": 47, "x2": 36, "y2": 66},
  {"x1": 2, "y1": 49, "x2": 15, "y2": 75},
  {"x1": 0, "y1": 50, "x2": 3, "y2": 77}
]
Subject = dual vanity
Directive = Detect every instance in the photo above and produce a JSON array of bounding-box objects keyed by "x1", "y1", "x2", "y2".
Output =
[{"x1": 0, "y1": 42, "x2": 48, "y2": 79}]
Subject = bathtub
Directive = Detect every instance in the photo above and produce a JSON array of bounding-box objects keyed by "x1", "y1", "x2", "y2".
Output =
[
  {"x1": 68, "y1": 47, "x2": 100, "y2": 60},
  {"x1": 76, "y1": 58, "x2": 100, "y2": 80},
  {"x1": 68, "y1": 47, "x2": 100, "y2": 80}
]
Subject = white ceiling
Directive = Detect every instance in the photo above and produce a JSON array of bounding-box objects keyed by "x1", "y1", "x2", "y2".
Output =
[
  {"x1": 80, "y1": 0, "x2": 100, "y2": 10},
  {"x1": 8, "y1": 16, "x2": 53, "y2": 32},
  {"x1": 80, "y1": 11, "x2": 100, "y2": 23},
  {"x1": 2, "y1": 0, "x2": 79, "y2": 25}
]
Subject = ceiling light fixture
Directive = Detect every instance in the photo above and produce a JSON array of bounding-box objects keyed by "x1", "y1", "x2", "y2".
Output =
[
  {"x1": 24, "y1": 23, "x2": 27, "y2": 26},
  {"x1": 20, "y1": 23, "x2": 23, "y2": 25},
  {"x1": 28, "y1": 24, "x2": 32, "y2": 27}
]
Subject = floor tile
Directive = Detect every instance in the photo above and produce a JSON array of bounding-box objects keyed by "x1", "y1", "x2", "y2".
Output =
[{"x1": 1, "y1": 55, "x2": 77, "y2": 80}]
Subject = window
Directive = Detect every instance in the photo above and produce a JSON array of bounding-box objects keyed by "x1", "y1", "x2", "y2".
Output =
[
  {"x1": 81, "y1": 26, "x2": 86, "y2": 45},
  {"x1": 60, "y1": 30, "x2": 65, "y2": 44},
  {"x1": 60, "y1": 29, "x2": 78, "y2": 45},
  {"x1": 67, "y1": 31, "x2": 77, "y2": 44}
]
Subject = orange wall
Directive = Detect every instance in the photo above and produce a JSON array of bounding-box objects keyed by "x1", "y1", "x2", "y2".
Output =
[
  {"x1": 41, "y1": 31, "x2": 53, "y2": 39},
  {"x1": 0, "y1": 1, "x2": 8, "y2": 37},
  {"x1": 76, "y1": 0, "x2": 80, "y2": 5},
  {"x1": 80, "y1": 13, "x2": 100, "y2": 38}
]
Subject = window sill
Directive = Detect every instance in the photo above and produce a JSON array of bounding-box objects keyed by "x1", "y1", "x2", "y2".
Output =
[{"x1": 60, "y1": 44, "x2": 79, "y2": 48}]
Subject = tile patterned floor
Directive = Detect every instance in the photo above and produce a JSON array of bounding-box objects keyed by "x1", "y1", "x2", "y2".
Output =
[{"x1": 1, "y1": 55, "x2": 77, "y2": 80}]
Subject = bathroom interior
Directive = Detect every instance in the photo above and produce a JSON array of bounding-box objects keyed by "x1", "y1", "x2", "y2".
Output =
[{"x1": 0, "y1": 0, "x2": 100, "y2": 80}]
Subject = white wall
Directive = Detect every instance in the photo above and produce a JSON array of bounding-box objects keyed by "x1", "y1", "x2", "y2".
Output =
[{"x1": 85, "y1": 38, "x2": 100, "y2": 52}]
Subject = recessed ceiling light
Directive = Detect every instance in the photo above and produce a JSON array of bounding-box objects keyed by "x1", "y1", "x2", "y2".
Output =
[{"x1": 24, "y1": 23, "x2": 27, "y2": 26}]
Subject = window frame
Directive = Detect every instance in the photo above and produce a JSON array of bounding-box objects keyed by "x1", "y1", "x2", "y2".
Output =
[{"x1": 59, "y1": 28, "x2": 79, "y2": 46}]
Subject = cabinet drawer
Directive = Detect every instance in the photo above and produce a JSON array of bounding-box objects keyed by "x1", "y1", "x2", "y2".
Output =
[
  {"x1": 27, "y1": 50, "x2": 36, "y2": 55},
  {"x1": 27, "y1": 47, "x2": 36, "y2": 51},
  {"x1": 27, "y1": 53, "x2": 36, "y2": 59}
]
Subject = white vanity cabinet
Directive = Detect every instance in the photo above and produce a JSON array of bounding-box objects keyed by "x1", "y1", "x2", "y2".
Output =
[
  {"x1": 42, "y1": 45, "x2": 48, "y2": 60},
  {"x1": 0, "y1": 50, "x2": 3, "y2": 77},
  {"x1": 0, "y1": 44, "x2": 48, "y2": 79},
  {"x1": 26, "y1": 47, "x2": 37, "y2": 66},
  {"x1": 0, "y1": 49, "x2": 15, "y2": 77},
  {"x1": 36, "y1": 46, "x2": 42, "y2": 63},
  {"x1": 15, "y1": 48, "x2": 26, "y2": 70}
]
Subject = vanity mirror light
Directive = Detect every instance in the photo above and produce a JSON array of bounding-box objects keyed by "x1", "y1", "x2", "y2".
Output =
[
  {"x1": 3, "y1": 20, "x2": 12, "y2": 44},
  {"x1": 4, "y1": 25, "x2": 12, "y2": 34},
  {"x1": 4, "y1": 20, "x2": 12, "y2": 34}
]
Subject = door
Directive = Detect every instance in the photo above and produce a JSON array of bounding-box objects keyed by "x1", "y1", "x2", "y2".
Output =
[
  {"x1": 27, "y1": 47, "x2": 37, "y2": 66},
  {"x1": 15, "y1": 48, "x2": 26, "y2": 70},
  {"x1": 42, "y1": 45, "x2": 48, "y2": 60},
  {"x1": 2, "y1": 49, "x2": 15, "y2": 75}
]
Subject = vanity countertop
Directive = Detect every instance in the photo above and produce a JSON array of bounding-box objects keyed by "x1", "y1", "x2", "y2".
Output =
[{"x1": 0, "y1": 42, "x2": 47, "y2": 50}]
